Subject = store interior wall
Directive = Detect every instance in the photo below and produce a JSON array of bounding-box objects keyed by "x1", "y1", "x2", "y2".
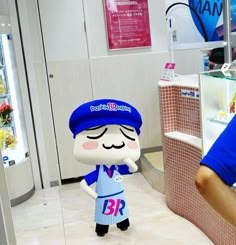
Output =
[
  {"x1": 0, "y1": 0, "x2": 8, "y2": 15},
  {"x1": 15, "y1": 0, "x2": 60, "y2": 188},
  {"x1": 83, "y1": 0, "x2": 202, "y2": 146},
  {"x1": 17, "y1": 0, "x2": 204, "y2": 183},
  {"x1": 84, "y1": 0, "x2": 168, "y2": 150}
]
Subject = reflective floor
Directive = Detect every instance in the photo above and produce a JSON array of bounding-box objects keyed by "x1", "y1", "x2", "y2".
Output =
[{"x1": 11, "y1": 169, "x2": 213, "y2": 245}]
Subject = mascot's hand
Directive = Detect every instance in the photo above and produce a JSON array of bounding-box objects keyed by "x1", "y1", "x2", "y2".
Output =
[
  {"x1": 123, "y1": 158, "x2": 138, "y2": 173},
  {"x1": 80, "y1": 179, "x2": 98, "y2": 200}
]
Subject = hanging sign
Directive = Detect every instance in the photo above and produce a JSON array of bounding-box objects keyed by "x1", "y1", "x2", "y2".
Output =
[{"x1": 104, "y1": 0, "x2": 152, "y2": 50}]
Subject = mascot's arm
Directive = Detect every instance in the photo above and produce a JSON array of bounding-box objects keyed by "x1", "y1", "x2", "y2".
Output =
[
  {"x1": 123, "y1": 157, "x2": 138, "y2": 173},
  {"x1": 80, "y1": 179, "x2": 98, "y2": 199}
]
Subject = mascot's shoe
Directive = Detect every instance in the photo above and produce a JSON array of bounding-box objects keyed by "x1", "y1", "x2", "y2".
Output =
[
  {"x1": 96, "y1": 224, "x2": 109, "y2": 237},
  {"x1": 117, "y1": 218, "x2": 130, "y2": 231},
  {"x1": 119, "y1": 226, "x2": 128, "y2": 231}
]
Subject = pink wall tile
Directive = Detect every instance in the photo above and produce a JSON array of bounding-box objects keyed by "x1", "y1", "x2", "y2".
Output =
[{"x1": 159, "y1": 85, "x2": 236, "y2": 244}]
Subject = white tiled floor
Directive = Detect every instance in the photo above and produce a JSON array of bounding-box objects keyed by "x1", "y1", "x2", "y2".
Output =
[{"x1": 11, "y1": 172, "x2": 213, "y2": 245}]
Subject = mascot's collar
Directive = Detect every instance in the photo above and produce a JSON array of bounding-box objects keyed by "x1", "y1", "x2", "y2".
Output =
[{"x1": 103, "y1": 165, "x2": 116, "y2": 172}]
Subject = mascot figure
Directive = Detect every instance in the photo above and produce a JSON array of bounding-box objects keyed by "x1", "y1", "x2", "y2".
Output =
[{"x1": 69, "y1": 99, "x2": 142, "y2": 237}]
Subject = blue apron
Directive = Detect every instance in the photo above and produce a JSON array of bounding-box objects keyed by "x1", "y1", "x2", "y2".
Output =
[{"x1": 95, "y1": 165, "x2": 129, "y2": 225}]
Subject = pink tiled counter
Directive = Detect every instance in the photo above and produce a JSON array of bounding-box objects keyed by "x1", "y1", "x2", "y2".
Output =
[{"x1": 159, "y1": 75, "x2": 236, "y2": 245}]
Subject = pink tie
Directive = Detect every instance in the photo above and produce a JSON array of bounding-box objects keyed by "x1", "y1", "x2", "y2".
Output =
[{"x1": 107, "y1": 168, "x2": 112, "y2": 178}]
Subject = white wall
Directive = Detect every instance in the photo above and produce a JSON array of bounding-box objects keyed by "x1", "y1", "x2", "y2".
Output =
[
  {"x1": 83, "y1": 0, "x2": 169, "y2": 148},
  {"x1": 0, "y1": 0, "x2": 8, "y2": 15},
  {"x1": 82, "y1": 0, "x2": 203, "y2": 148},
  {"x1": 174, "y1": 49, "x2": 203, "y2": 74},
  {"x1": 16, "y1": 0, "x2": 60, "y2": 186},
  {"x1": 18, "y1": 0, "x2": 205, "y2": 181}
]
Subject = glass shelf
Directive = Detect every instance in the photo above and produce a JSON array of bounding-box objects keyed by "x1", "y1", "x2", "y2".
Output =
[
  {"x1": 208, "y1": 113, "x2": 235, "y2": 125},
  {"x1": 0, "y1": 93, "x2": 10, "y2": 99},
  {"x1": 0, "y1": 64, "x2": 6, "y2": 69},
  {"x1": 201, "y1": 70, "x2": 236, "y2": 81}
]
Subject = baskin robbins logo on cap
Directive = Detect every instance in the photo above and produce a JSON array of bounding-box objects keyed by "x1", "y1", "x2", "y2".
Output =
[{"x1": 90, "y1": 102, "x2": 131, "y2": 113}]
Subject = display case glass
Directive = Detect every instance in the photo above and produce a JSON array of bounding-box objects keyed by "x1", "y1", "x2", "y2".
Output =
[
  {"x1": 199, "y1": 70, "x2": 236, "y2": 156},
  {"x1": 0, "y1": 34, "x2": 29, "y2": 167},
  {"x1": 0, "y1": 28, "x2": 34, "y2": 205}
]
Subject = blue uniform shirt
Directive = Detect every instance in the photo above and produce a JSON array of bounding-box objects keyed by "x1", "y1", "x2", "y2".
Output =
[{"x1": 84, "y1": 164, "x2": 131, "y2": 186}]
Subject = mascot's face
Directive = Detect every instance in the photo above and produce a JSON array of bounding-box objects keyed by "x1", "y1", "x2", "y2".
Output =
[{"x1": 73, "y1": 124, "x2": 140, "y2": 165}]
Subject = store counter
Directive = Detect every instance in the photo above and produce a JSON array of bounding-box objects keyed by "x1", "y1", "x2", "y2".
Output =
[{"x1": 158, "y1": 74, "x2": 236, "y2": 245}]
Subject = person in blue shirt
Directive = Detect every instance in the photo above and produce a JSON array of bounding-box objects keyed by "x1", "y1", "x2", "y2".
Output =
[
  {"x1": 195, "y1": 115, "x2": 236, "y2": 227},
  {"x1": 69, "y1": 99, "x2": 142, "y2": 236}
]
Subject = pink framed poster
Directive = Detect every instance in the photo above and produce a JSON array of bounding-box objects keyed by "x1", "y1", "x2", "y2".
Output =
[{"x1": 104, "y1": 0, "x2": 152, "y2": 50}]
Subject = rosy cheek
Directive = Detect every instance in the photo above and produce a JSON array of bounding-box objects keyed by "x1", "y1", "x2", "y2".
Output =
[
  {"x1": 82, "y1": 141, "x2": 99, "y2": 150},
  {"x1": 127, "y1": 141, "x2": 138, "y2": 149}
]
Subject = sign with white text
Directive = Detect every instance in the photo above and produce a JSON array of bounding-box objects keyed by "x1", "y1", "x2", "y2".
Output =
[{"x1": 104, "y1": 0, "x2": 151, "y2": 50}]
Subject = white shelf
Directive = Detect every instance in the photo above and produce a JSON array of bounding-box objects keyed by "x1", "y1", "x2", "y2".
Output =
[
  {"x1": 164, "y1": 131, "x2": 202, "y2": 150},
  {"x1": 2, "y1": 141, "x2": 29, "y2": 168},
  {"x1": 5, "y1": 157, "x2": 34, "y2": 201},
  {"x1": 159, "y1": 74, "x2": 199, "y2": 88}
]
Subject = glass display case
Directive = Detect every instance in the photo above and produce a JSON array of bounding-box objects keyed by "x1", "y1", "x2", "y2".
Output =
[
  {"x1": 199, "y1": 70, "x2": 236, "y2": 156},
  {"x1": 0, "y1": 34, "x2": 30, "y2": 168},
  {"x1": 0, "y1": 35, "x2": 17, "y2": 164},
  {"x1": 0, "y1": 32, "x2": 34, "y2": 205}
]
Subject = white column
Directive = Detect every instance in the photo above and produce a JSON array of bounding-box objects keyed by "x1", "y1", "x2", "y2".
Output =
[{"x1": 223, "y1": 0, "x2": 232, "y2": 63}]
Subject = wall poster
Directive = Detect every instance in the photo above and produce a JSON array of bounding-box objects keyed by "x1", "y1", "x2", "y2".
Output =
[{"x1": 104, "y1": 0, "x2": 151, "y2": 50}]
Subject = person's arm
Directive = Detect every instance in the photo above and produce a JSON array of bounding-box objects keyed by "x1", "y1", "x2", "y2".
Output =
[{"x1": 195, "y1": 165, "x2": 236, "y2": 227}]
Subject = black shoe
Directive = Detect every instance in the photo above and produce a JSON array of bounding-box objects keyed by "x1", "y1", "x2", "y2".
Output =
[
  {"x1": 96, "y1": 223, "x2": 109, "y2": 236},
  {"x1": 119, "y1": 226, "x2": 128, "y2": 231},
  {"x1": 117, "y1": 218, "x2": 130, "y2": 231}
]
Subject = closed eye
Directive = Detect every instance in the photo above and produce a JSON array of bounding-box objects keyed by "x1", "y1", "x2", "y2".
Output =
[
  {"x1": 120, "y1": 128, "x2": 135, "y2": 141},
  {"x1": 120, "y1": 125, "x2": 134, "y2": 132},
  {"x1": 87, "y1": 128, "x2": 108, "y2": 139},
  {"x1": 86, "y1": 125, "x2": 105, "y2": 131}
]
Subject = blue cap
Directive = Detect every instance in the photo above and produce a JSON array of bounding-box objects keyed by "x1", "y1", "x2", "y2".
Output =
[{"x1": 69, "y1": 99, "x2": 142, "y2": 138}]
